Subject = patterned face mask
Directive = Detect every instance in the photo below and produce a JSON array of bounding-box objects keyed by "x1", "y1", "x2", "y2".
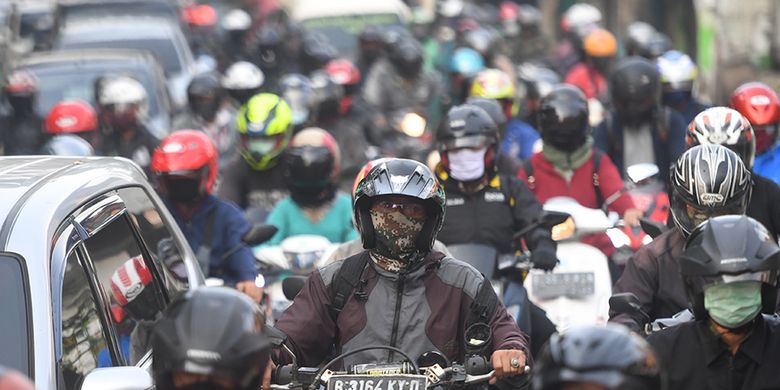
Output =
[{"x1": 369, "y1": 206, "x2": 426, "y2": 264}]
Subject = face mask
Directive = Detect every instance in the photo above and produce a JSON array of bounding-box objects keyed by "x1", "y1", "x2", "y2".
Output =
[
  {"x1": 447, "y1": 148, "x2": 486, "y2": 181},
  {"x1": 369, "y1": 208, "x2": 425, "y2": 262},
  {"x1": 704, "y1": 281, "x2": 762, "y2": 329},
  {"x1": 166, "y1": 177, "x2": 202, "y2": 203},
  {"x1": 662, "y1": 90, "x2": 692, "y2": 108},
  {"x1": 247, "y1": 138, "x2": 277, "y2": 156},
  {"x1": 754, "y1": 125, "x2": 777, "y2": 155}
]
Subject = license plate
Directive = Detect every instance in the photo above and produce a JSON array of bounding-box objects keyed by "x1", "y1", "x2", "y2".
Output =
[
  {"x1": 327, "y1": 375, "x2": 428, "y2": 390},
  {"x1": 532, "y1": 272, "x2": 595, "y2": 300}
]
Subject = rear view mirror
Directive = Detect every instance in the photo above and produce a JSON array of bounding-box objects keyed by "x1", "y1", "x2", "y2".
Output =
[
  {"x1": 81, "y1": 367, "x2": 153, "y2": 390},
  {"x1": 639, "y1": 218, "x2": 668, "y2": 239},
  {"x1": 242, "y1": 224, "x2": 278, "y2": 246},
  {"x1": 626, "y1": 164, "x2": 659, "y2": 185},
  {"x1": 608, "y1": 292, "x2": 649, "y2": 322}
]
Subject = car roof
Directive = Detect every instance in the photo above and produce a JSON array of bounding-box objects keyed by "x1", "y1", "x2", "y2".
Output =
[
  {"x1": 0, "y1": 157, "x2": 149, "y2": 249},
  {"x1": 15, "y1": 48, "x2": 160, "y2": 68},
  {"x1": 290, "y1": 0, "x2": 410, "y2": 21},
  {"x1": 59, "y1": 16, "x2": 179, "y2": 40}
]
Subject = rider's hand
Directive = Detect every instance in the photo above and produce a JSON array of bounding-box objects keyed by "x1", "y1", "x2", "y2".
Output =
[
  {"x1": 623, "y1": 208, "x2": 643, "y2": 227},
  {"x1": 531, "y1": 246, "x2": 558, "y2": 271},
  {"x1": 236, "y1": 280, "x2": 263, "y2": 302},
  {"x1": 262, "y1": 359, "x2": 276, "y2": 390},
  {"x1": 489, "y1": 349, "x2": 527, "y2": 384}
]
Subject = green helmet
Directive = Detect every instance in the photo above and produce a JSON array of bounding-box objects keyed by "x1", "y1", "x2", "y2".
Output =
[{"x1": 236, "y1": 93, "x2": 293, "y2": 170}]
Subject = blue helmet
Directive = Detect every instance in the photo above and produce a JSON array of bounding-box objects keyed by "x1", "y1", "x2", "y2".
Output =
[{"x1": 449, "y1": 48, "x2": 485, "y2": 77}]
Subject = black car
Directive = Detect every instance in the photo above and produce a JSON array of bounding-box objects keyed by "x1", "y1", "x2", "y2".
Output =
[{"x1": 11, "y1": 49, "x2": 174, "y2": 139}]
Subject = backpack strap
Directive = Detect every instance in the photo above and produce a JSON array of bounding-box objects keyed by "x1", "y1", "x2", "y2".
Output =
[
  {"x1": 592, "y1": 149, "x2": 604, "y2": 208},
  {"x1": 328, "y1": 251, "x2": 370, "y2": 321},
  {"x1": 195, "y1": 207, "x2": 218, "y2": 277}
]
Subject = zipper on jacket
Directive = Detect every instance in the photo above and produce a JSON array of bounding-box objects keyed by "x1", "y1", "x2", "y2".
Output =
[{"x1": 387, "y1": 273, "x2": 406, "y2": 361}]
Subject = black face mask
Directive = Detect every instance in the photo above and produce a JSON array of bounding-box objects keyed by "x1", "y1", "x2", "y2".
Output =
[
  {"x1": 166, "y1": 177, "x2": 202, "y2": 203},
  {"x1": 289, "y1": 183, "x2": 335, "y2": 208}
]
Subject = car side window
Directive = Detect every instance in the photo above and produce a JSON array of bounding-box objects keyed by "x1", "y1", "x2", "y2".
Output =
[
  {"x1": 81, "y1": 213, "x2": 166, "y2": 366},
  {"x1": 60, "y1": 250, "x2": 110, "y2": 390},
  {"x1": 117, "y1": 186, "x2": 190, "y2": 296}
]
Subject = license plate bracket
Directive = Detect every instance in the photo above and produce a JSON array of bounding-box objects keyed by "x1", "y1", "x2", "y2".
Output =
[{"x1": 532, "y1": 272, "x2": 595, "y2": 300}]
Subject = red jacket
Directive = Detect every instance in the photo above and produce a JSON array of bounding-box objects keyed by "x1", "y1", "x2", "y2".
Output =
[
  {"x1": 564, "y1": 63, "x2": 607, "y2": 100},
  {"x1": 518, "y1": 150, "x2": 636, "y2": 256}
]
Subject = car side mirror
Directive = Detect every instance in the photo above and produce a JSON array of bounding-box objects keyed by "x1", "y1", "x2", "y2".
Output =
[
  {"x1": 243, "y1": 224, "x2": 278, "y2": 246},
  {"x1": 80, "y1": 367, "x2": 153, "y2": 390},
  {"x1": 282, "y1": 275, "x2": 307, "y2": 301},
  {"x1": 626, "y1": 163, "x2": 659, "y2": 185}
]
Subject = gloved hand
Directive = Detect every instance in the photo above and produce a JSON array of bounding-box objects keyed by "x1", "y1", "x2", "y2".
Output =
[{"x1": 530, "y1": 244, "x2": 558, "y2": 271}]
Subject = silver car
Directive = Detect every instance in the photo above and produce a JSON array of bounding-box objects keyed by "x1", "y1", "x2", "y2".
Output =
[{"x1": 0, "y1": 156, "x2": 203, "y2": 389}]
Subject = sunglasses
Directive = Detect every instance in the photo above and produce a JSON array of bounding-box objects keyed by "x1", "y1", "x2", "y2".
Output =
[{"x1": 371, "y1": 199, "x2": 427, "y2": 218}]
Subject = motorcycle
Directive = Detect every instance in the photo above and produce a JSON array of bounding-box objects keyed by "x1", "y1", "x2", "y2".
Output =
[
  {"x1": 608, "y1": 292, "x2": 694, "y2": 335},
  {"x1": 605, "y1": 163, "x2": 670, "y2": 267},
  {"x1": 382, "y1": 110, "x2": 434, "y2": 162},
  {"x1": 524, "y1": 197, "x2": 614, "y2": 331},
  {"x1": 253, "y1": 234, "x2": 339, "y2": 320}
]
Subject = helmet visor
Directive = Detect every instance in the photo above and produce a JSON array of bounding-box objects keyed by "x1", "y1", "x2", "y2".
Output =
[{"x1": 440, "y1": 134, "x2": 493, "y2": 151}]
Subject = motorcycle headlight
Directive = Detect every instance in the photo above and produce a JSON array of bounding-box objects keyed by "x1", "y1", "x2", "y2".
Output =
[
  {"x1": 400, "y1": 112, "x2": 426, "y2": 137},
  {"x1": 551, "y1": 217, "x2": 576, "y2": 241}
]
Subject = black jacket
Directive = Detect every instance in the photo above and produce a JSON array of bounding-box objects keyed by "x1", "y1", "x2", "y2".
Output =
[
  {"x1": 217, "y1": 155, "x2": 288, "y2": 213},
  {"x1": 747, "y1": 174, "x2": 780, "y2": 240},
  {"x1": 647, "y1": 315, "x2": 780, "y2": 390},
  {"x1": 436, "y1": 171, "x2": 553, "y2": 254}
]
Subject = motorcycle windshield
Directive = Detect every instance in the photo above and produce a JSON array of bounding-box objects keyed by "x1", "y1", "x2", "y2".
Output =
[{"x1": 446, "y1": 244, "x2": 497, "y2": 279}]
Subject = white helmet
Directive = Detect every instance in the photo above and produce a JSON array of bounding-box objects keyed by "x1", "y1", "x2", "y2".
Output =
[
  {"x1": 222, "y1": 9, "x2": 252, "y2": 32},
  {"x1": 562, "y1": 3, "x2": 602, "y2": 37},
  {"x1": 221, "y1": 61, "x2": 264, "y2": 90},
  {"x1": 657, "y1": 50, "x2": 697, "y2": 91},
  {"x1": 98, "y1": 76, "x2": 149, "y2": 122}
]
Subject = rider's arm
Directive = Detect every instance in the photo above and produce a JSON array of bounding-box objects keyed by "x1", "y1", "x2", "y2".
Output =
[
  {"x1": 216, "y1": 161, "x2": 246, "y2": 209},
  {"x1": 221, "y1": 202, "x2": 257, "y2": 282},
  {"x1": 609, "y1": 246, "x2": 660, "y2": 332},
  {"x1": 507, "y1": 176, "x2": 554, "y2": 251},
  {"x1": 597, "y1": 153, "x2": 637, "y2": 215},
  {"x1": 273, "y1": 269, "x2": 337, "y2": 366},
  {"x1": 264, "y1": 199, "x2": 290, "y2": 246}
]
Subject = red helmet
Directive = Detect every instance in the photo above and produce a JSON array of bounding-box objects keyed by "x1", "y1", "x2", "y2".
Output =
[
  {"x1": 730, "y1": 82, "x2": 780, "y2": 155},
  {"x1": 4, "y1": 70, "x2": 37, "y2": 94},
  {"x1": 45, "y1": 100, "x2": 98, "y2": 134},
  {"x1": 325, "y1": 59, "x2": 361, "y2": 86},
  {"x1": 151, "y1": 130, "x2": 218, "y2": 199}
]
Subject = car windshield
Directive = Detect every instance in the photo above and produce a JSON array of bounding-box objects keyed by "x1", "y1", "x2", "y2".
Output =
[
  {"x1": 0, "y1": 255, "x2": 30, "y2": 376},
  {"x1": 302, "y1": 13, "x2": 402, "y2": 60},
  {"x1": 26, "y1": 64, "x2": 161, "y2": 118},
  {"x1": 60, "y1": 38, "x2": 183, "y2": 75}
]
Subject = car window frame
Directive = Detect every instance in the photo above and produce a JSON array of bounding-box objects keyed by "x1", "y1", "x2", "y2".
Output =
[{"x1": 0, "y1": 252, "x2": 33, "y2": 378}]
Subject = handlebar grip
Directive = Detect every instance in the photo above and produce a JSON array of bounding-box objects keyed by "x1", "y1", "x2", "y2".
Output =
[
  {"x1": 273, "y1": 365, "x2": 294, "y2": 385},
  {"x1": 464, "y1": 355, "x2": 492, "y2": 375}
]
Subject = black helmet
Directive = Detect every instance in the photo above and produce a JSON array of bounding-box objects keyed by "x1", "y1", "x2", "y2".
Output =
[
  {"x1": 439, "y1": 104, "x2": 499, "y2": 151},
  {"x1": 358, "y1": 24, "x2": 385, "y2": 64},
  {"x1": 256, "y1": 26, "x2": 283, "y2": 70},
  {"x1": 680, "y1": 215, "x2": 780, "y2": 320},
  {"x1": 609, "y1": 57, "x2": 660, "y2": 121},
  {"x1": 42, "y1": 134, "x2": 94, "y2": 156},
  {"x1": 624, "y1": 21, "x2": 657, "y2": 57},
  {"x1": 533, "y1": 324, "x2": 665, "y2": 390},
  {"x1": 187, "y1": 72, "x2": 224, "y2": 122},
  {"x1": 387, "y1": 37, "x2": 424, "y2": 80},
  {"x1": 465, "y1": 97, "x2": 507, "y2": 135},
  {"x1": 670, "y1": 144, "x2": 752, "y2": 236},
  {"x1": 537, "y1": 84, "x2": 589, "y2": 152},
  {"x1": 300, "y1": 32, "x2": 337, "y2": 74},
  {"x1": 310, "y1": 70, "x2": 344, "y2": 121},
  {"x1": 278, "y1": 73, "x2": 314, "y2": 127},
  {"x1": 639, "y1": 32, "x2": 672, "y2": 60},
  {"x1": 353, "y1": 158, "x2": 446, "y2": 252},
  {"x1": 152, "y1": 287, "x2": 270, "y2": 390},
  {"x1": 285, "y1": 127, "x2": 340, "y2": 207}
]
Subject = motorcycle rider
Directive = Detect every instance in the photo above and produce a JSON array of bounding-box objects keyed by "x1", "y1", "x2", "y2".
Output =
[
  {"x1": 610, "y1": 144, "x2": 752, "y2": 332},
  {"x1": 264, "y1": 158, "x2": 529, "y2": 389},
  {"x1": 731, "y1": 82, "x2": 780, "y2": 185},
  {"x1": 447, "y1": 47, "x2": 485, "y2": 106},
  {"x1": 469, "y1": 68, "x2": 540, "y2": 161},
  {"x1": 221, "y1": 61, "x2": 265, "y2": 107},
  {"x1": 564, "y1": 27, "x2": 617, "y2": 102},
  {"x1": 151, "y1": 130, "x2": 261, "y2": 302},
  {"x1": 43, "y1": 99, "x2": 100, "y2": 149},
  {"x1": 95, "y1": 75, "x2": 160, "y2": 172},
  {"x1": 533, "y1": 324, "x2": 666, "y2": 390},
  {"x1": 218, "y1": 93, "x2": 293, "y2": 216},
  {"x1": 355, "y1": 25, "x2": 385, "y2": 86},
  {"x1": 518, "y1": 85, "x2": 642, "y2": 266},
  {"x1": 277, "y1": 73, "x2": 314, "y2": 132},
  {"x1": 152, "y1": 287, "x2": 271, "y2": 390},
  {"x1": 464, "y1": 96, "x2": 522, "y2": 176},
  {"x1": 656, "y1": 50, "x2": 709, "y2": 124},
  {"x1": 646, "y1": 215, "x2": 780, "y2": 390},
  {"x1": 1, "y1": 70, "x2": 44, "y2": 155},
  {"x1": 687, "y1": 106, "x2": 780, "y2": 239},
  {"x1": 553, "y1": 3, "x2": 602, "y2": 76},
  {"x1": 265, "y1": 127, "x2": 357, "y2": 246},
  {"x1": 593, "y1": 57, "x2": 688, "y2": 182},
  {"x1": 173, "y1": 72, "x2": 238, "y2": 169}
]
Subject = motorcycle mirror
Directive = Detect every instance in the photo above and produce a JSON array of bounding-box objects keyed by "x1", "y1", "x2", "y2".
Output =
[
  {"x1": 243, "y1": 224, "x2": 278, "y2": 246},
  {"x1": 626, "y1": 163, "x2": 659, "y2": 185},
  {"x1": 608, "y1": 292, "x2": 649, "y2": 322},
  {"x1": 282, "y1": 275, "x2": 307, "y2": 300},
  {"x1": 639, "y1": 218, "x2": 667, "y2": 239},
  {"x1": 417, "y1": 351, "x2": 450, "y2": 369}
]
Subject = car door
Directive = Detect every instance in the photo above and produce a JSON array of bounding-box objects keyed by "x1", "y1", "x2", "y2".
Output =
[{"x1": 53, "y1": 191, "x2": 184, "y2": 389}]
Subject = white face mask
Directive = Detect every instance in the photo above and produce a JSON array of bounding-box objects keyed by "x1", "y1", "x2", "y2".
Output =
[{"x1": 448, "y1": 147, "x2": 486, "y2": 181}]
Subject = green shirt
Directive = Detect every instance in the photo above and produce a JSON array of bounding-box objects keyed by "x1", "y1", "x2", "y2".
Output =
[{"x1": 265, "y1": 193, "x2": 358, "y2": 245}]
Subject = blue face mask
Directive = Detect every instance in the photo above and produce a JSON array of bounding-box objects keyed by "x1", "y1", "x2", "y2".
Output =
[{"x1": 662, "y1": 90, "x2": 692, "y2": 108}]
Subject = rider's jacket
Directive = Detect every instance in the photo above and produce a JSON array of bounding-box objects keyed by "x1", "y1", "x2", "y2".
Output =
[
  {"x1": 747, "y1": 174, "x2": 780, "y2": 240},
  {"x1": 165, "y1": 195, "x2": 256, "y2": 283},
  {"x1": 2, "y1": 113, "x2": 44, "y2": 155},
  {"x1": 216, "y1": 155, "x2": 288, "y2": 213},
  {"x1": 564, "y1": 63, "x2": 607, "y2": 101},
  {"x1": 501, "y1": 118, "x2": 540, "y2": 161},
  {"x1": 647, "y1": 314, "x2": 780, "y2": 390},
  {"x1": 274, "y1": 251, "x2": 528, "y2": 368},
  {"x1": 362, "y1": 58, "x2": 440, "y2": 118},
  {"x1": 754, "y1": 143, "x2": 780, "y2": 186},
  {"x1": 610, "y1": 228, "x2": 686, "y2": 332},
  {"x1": 97, "y1": 125, "x2": 160, "y2": 173}
]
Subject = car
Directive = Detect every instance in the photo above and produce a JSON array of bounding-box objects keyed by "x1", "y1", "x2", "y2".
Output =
[
  {"x1": 54, "y1": 16, "x2": 198, "y2": 112},
  {"x1": 53, "y1": 0, "x2": 180, "y2": 27},
  {"x1": 6, "y1": 0, "x2": 56, "y2": 54},
  {"x1": 0, "y1": 156, "x2": 204, "y2": 390},
  {"x1": 11, "y1": 49, "x2": 174, "y2": 139},
  {"x1": 289, "y1": 0, "x2": 411, "y2": 60}
]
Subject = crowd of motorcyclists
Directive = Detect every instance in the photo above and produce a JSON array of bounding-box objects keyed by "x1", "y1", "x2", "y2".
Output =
[{"x1": 5, "y1": 0, "x2": 780, "y2": 389}]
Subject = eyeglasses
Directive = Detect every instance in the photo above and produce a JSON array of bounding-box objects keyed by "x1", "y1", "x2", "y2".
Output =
[{"x1": 371, "y1": 199, "x2": 427, "y2": 218}]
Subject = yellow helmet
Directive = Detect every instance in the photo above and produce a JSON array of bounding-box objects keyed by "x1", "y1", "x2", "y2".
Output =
[
  {"x1": 469, "y1": 69, "x2": 518, "y2": 119},
  {"x1": 236, "y1": 93, "x2": 293, "y2": 170}
]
